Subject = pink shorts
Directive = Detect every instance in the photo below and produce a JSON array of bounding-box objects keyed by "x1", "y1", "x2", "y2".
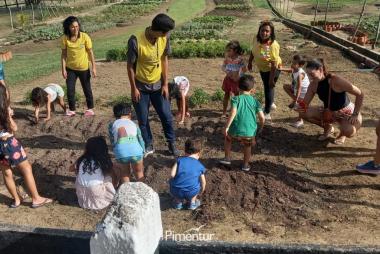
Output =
[{"x1": 222, "y1": 77, "x2": 239, "y2": 95}]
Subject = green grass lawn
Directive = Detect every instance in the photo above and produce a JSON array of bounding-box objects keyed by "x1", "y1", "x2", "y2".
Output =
[
  {"x1": 2, "y1": 0, "x2": 206, "y2": 87},
  {"x1": 252, "y1": 0, "x2": 270, "y2": 9},
  {"x1": 293, "y1": 0, "x2": 372, "y2": 3}
]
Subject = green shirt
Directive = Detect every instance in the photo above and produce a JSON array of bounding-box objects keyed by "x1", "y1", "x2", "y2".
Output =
[{"x1": 228, "y1": 95, "x2": 262, "y2": 137}]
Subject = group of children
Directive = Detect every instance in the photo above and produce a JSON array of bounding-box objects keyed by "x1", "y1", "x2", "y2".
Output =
[{"x1": 0, "y1": 39, "x2": 311, "y2": 211}]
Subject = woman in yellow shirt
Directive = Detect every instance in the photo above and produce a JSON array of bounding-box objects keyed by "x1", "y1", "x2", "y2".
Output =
[
  {"x1": 248, "y1": 20, "x2": 282, "y2": 120},
  {"x1": 61, "y1": 16, "x2": 96, "y2": 116}
]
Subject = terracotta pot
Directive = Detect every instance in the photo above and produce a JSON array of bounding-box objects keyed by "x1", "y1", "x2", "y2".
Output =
[
  {"x1": 323, "y1": 25, "x2": 328, "y2": 31},
  {"x1": 332, "y1": 26, "x2": 336, "y2": 31},
  {"x1": 311, "y1": 21, "x2": 314, "y2": 26},
  {"x1": 347, "y1": 37, "x2": 352, "y2": 41},
  {"x1": 358, "y1": 41, "x2": 365, "y2": 46},
  {"x1": 367, "y1": 41, "x2": 373, "y2": 45},
  {"x1": 358, "y1": 37, "x2": 365, "y2": 43},
  {"x1": 353, "y1": 37, "x2": 358, "y2": 43},
  {"x1": 337, "y1": 24, "x2": 342, "y2": 30},
  {"x1": 327, "y1": 26, "x2": 332, "y2": 32}
]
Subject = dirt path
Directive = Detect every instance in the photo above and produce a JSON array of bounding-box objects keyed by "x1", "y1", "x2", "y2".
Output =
[{"x1": 0, "y1": 0, "x2": 179, "y2": 54}]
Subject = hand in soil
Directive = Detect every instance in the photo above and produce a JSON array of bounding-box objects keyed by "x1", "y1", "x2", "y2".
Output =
[{"x1": 179, "y1": 121, "x2": 184, "y2": 125}]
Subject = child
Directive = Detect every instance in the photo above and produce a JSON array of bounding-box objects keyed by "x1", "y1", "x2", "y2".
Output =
[
  {"x1": 221, "y1": 41, "x2": 247, "y2": 118},
  {"x1": 0, "y1": 85, "x2": 53, "y2": 208},
  {"x1": 31, "y1": 83, "x2": 67, "y2": 122},
  {"x1": 280, "y1": 55, "x2": 310, "y2": 127},
  {"x1": 168, "y1": 76, "x2": 190, "y2": 125},
  {"x1": 220, "y1": 75, "x2": 265, "y2": 171},
  {"x1": 109, "y1": 102, "x2": 146, "y2": 183},
  {"x1": 69, "y1": 136, "x2": 117, "y2": 210},
  {"x1": 170, "y1": 138, "x2": 206, "y2": 210}
]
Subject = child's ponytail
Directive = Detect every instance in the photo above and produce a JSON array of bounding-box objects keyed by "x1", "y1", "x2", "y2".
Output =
[{"x1": 0, "y1": 85, "x2": 11, "y2": 132}]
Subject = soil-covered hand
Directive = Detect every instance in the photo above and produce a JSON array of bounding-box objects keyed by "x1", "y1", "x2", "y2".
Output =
[{"x1": 132, "y1": 88, "x2": 140, "y2": 102}]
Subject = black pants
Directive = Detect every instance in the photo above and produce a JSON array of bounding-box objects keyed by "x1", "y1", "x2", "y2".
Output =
[
  {"x1": 66, "y1": 67, "x2": 94, "y2": 111},
  {"x1": 259, "y1": 70, "x2": 281, "y2": 114}
]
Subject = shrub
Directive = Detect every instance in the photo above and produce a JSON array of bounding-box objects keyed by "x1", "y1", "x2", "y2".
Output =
[
  {"x1": 109, "y1": 95, "x2": 132, "y2": 106},
  {"x1": 215, "y1": 4, "x2": 251, "y2": 10},
  {"x1": 254, "y1": 91, "x2": 264, "y2": 103},
  {"x1": 106, "y1": 47, "x2": 128, "y2": 62},
  {"x1": 23, "y1": 91, "x2": 32, "y2": 105},
  {"x1": 188, "y1": 88, "x2": 211, "y2": 107},
  {"x1": 212, "y1": 88, "x2": 225, "y2": 101}
]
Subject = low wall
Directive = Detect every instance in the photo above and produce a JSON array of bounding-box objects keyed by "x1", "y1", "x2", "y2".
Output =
[
  {"x1": 267, "y1": 0, "x2": 380, "y2": 66},
  {"x1": 1, "y1": 223, "x2": 380, "y2": 254}
]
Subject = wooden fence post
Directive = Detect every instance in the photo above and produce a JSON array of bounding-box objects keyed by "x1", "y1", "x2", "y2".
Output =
[
  {"x1": 9, "y1": 7, "x2": 13, "y2": 30},
  {"x1": 286, "y1": 0, "x2": 290, "y2": 18},
  {"x1": 351, "y1": 0, "x2": 367, "y2": 42},
  {"x1": 373, "y1": 14, "x2": 380, "y2": 49},
  {"x1": 283, "y1": 0, "x2": 285, "y2": 15},
  {"x1": 290, "y1": 0, "x2": 297, "y2": 19},
  {"x1": 279, "y1": 0, "x2": 281, "y2": 14},
  {"x1": 31, "y1": 3, "x2": 35, "y2": 24},
  {"x1": 4, "y1": 0, "x2": 8, "y2": 8},
  {"x1": 324, "y1": 0, "x2": 330, "y2": 26},
  {"x1": 311, "y1": 0, "x2": 320, "y2": 31}
]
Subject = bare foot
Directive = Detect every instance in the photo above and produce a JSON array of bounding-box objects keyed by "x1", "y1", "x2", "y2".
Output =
[
  {"x1": 334, "y1": 135, "x2": 346, "y2": 145},
  {"x1": 14, "y1": 193, "x2": 28, "y2": 206},
  {"x1": 319, "y1": 125, "x2": 335, "y2": 141}
]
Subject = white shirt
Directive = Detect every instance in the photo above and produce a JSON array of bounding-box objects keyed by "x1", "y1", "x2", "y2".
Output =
[
  {"x1": 173, "y1": 76, "x2": 190, "y2": 96},
  {"x1": 77, "y1": 160, "x2": 105, "y2": 187},
  {"x1": 292, "y1": 68, "x2": 310, "y2": 99}
]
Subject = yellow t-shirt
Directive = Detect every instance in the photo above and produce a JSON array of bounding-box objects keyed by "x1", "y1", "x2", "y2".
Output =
[
  {"x1": 135, "y1": 29, "x2": 167, "y2": 84},
  {"x1": 251, "y1": 39, "x2": 282, "y2": 72},
  {"x1": 61, "y1": 32, "x2": 92, "y2": 71}
]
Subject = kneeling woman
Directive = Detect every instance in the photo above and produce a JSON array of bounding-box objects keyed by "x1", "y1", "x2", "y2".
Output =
[{"x1": 297, "y1": 58, "x2": 363, "y2": 144}]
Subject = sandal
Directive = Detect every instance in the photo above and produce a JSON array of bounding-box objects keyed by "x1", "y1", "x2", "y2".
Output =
[
  {"x1": 188, "y1": 199, "x2": 200, "y2": 210},
  {"x1": 185, "y1": 112, "x2": 191, "y2": 117},
  {"x1": 318, "y1": 126, "x2": 334, "y2": 141},
  {"x1": 64, "y1": 111, "x2": 75, "y2": 116},
  {"x1": 175, "y1": 113, "x2": 182, "y2": 117},
  {"x1": 31, "y1": 198, "x2": 54, "y2": 208},
  {"x1": 10, "y1": 194, "x2": 28, "y2": 208},
  {"x1": 333, "y1": 137, "x2": 346, "y2": 145},
  {"x1": 291, "y1": 121, "x2": 304, "y2": 128}
]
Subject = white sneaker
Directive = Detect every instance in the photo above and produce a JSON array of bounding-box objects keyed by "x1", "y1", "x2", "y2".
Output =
[
  {"x1": 271, "y1": 103, "x2": 277, "y2": 110},
  {"x1": 264, "y1": 113, "x2": 272, "y2": 120}
]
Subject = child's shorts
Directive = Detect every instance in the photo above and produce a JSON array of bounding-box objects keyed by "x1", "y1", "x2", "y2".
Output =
[
  {"x1": 227, "y1": 134, "x2": 256, "y2": 147},
  {"x1": 170, "y1": 186, "x2": 200, "y2": 200},
  {"x1": 116, "y1": 155, "x2": 143, "y2": 164},
  {"x1": 222, "y1": 77, "x2": 239, "y2": 95},
  {"x1": 0, "y1": 136, "x2": 27, "y2": 165}
]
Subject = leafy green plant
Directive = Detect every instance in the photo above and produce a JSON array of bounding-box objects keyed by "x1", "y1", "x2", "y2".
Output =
[
  {"x1": 109, "y1": 95, "x2": 132, "y2": 106},
  {"x1": 23, "y1": 91, "x2": 32, "y2": 105},
  {"x1": 17, "y1": 14, "x2": 27, "y2": 26},
  {"x1": 192, "y1": 15, "x2": 237, "y2": 24},
  {"x1": 106, "y1": 47, "x2": 128, "y2": 62},
  {"x1": 254, "y1": 91, "x2": 264, "y2": 103},
  {"x1": 180, "y1": 22, "x2": 227, "y2": 31},
  {"x1": 188, "y1": 88, "x2": 211, "y2": 106},
  {"x1": 61, "y1": 85, "x2": 82, "y2": 102},
  {"x1": 215, "y1": 4, "x2": 251, "y2": 10},
  {"x1": 359, "y1": 17, "x2": 378, "y2": 36},
  {"x1": 212, "y1": 88, "x2": 225, "y2": 101},
  {"x1": 170, "y1": 29, "x2": 222, "y2": 40}
]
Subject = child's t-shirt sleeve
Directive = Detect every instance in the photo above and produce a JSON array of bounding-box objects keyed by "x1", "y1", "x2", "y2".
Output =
[
  {"x1": 230, "y1": 96, "x2": 238, "y2": 108},
  {"x1": 255, "y1": 99, "x2": 263, "y2": 113},
  {"x1": 200, "y1": 166, "x2": 206, "y2": 175},
  {"x1": 136, "y1": 124, "x2": 146, "y2": 155},
  {"x1": 108, "y1": 122, "x2": 115, "y2": 148}
]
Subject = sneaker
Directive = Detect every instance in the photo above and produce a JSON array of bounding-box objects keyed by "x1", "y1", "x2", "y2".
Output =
[
  {"x1": 264, "y1": 112, "x2": 272, "y2": 120},
  {"x1": 271, "y1": 103, "x2": 277, "y2": 110},
  {"x1": 242, "y1": 165, "x2": 251, "y2": 171},
  {"x1": 188, "y1": 199, "x2": 200, "y2": 210},
  {"x1": 169, "y1": 143, "x2": 181, "y2": 157},
  {"x1": 145, "y1": 145, "x2": 155, "y2": 155},
  {"x1": 356, "y1": 160, "x2": 380, "y2": 175},
  {"x1": 220, "y1": 158, "x2": 231, "y2": 165},
  {"x1": 84, "y1": 110, "x2": 94, "y2": 116},
  {"x1": 173, "y1": 201, "x2": 183, "y2": 209}
]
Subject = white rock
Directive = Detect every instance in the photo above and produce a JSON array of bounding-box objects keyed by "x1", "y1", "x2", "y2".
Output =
[{"x1": 90, "y1": 182, "x2": 162, "y2": 254}]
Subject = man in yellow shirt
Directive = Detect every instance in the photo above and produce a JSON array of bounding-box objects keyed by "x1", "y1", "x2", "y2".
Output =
[{"x1": 127, "y1": 14, "x2": 180, "y2": 157}]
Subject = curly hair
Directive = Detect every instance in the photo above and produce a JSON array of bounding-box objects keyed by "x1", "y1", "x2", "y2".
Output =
[
  {"x1": 185, "y1": 138, "x2": 204, "y2": 155},
  {"x1": 31, "y1": 87, "x2": 49, "y2": 107},
  {"x1": 0, "y1": 85, "x2": 11, "y2": 132},
  {"x1": 168, "y1": 81, "x2": 182, "y2": 101},
  {"x1": 256, "y1": 20, "x2": 276, "y2": 44},
  {"x1": 75, "y1": 136, "x2": 113, "y2": 176},
  {"x1": 226, "y1": 41, "x2": 243, "y2": 56},
  {"x1": 63, "y1": 16, "x2": 82, "y2": 38}
]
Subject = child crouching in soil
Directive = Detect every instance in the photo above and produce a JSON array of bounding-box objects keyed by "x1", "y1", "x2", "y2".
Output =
[
  {"x1": 69, "y1": 136, "x2": 118, "y2": 210},
  {"x1": 220, "y1": 74, "x2": 265, "y2": 171},
  {"x1": 31, "y1": 83, "x2": 67, "y2": 122},
  {"x1": 168, "y1": 76, "x2": 190, "y2": 125},
  {"x1": 109, "y1": 102, "x2": 146, "y2": 183},
  {"x1": 170, "y1": 138, "x2": 206, "y2": 210},
  {"x1": 0, "y1": 85, "x2": 53, "y2": 208}
]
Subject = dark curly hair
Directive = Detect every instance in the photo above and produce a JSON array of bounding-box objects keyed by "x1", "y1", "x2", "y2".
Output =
[
  {"x1": 31, "y1": 87, "x2": 49, "y2": 107},
  {"x1": 185, "y1": 138, "x2": 203, "y2": 155},
  {"x1": 63, "y1": 16, "x2": 82, "y2": 38},
  {"x1": 113, "y1": 102, "x2": 132, "y2": 118},
  {"x1": 0, "y1": 85, "x2": 11, "y2": 133},
  {"x1": 168, "y1": 81, "x2": 182, "y2": 101},
  {"x1": 75, "y1": 136, "x2": 113, "y2": 176},
  {"x1": 256, "y1": 21, "x2": 276, "y2": 44},
  {"x1": 226, "y1": 41, "x2": 243, "y2": 56}
]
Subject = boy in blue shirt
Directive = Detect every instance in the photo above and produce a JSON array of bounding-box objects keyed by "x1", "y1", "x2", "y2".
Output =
[
  {"x1": 220, "y1": 74, "x2": 265, "y2": 171},
  {"x1": 170, "y1": 138, "x2": 206, "y2": 210}
]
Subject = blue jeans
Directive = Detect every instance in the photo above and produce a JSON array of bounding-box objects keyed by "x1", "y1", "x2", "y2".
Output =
[{"x1": 132, "y1": 89, "x2": 175, "y2": 147}]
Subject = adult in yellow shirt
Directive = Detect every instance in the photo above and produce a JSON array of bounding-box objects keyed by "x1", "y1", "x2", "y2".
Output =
[
  {"x1": 248, "y1": 20, "x2": 282, "y2": 120},
  {"x1": 61, "y1": 16, "x2": 96, "y2": 116}
]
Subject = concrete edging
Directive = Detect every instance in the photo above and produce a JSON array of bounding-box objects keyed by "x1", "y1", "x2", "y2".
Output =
[
  {"x1": 267, "y1": 0, "x2": 380, "y2": 66},
  {"x1": 1, "y1": 223, "x2": 380, "y2": 254}
]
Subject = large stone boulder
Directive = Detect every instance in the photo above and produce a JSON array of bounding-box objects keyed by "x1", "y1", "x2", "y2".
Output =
[{"x1": 90, "y1": 182, "x2": 162, "y2": 254}]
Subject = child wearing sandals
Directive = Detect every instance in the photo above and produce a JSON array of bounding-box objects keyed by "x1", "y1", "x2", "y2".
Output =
[
  {"x1": 279, "y1": 55, "x2": 310, "y2": 127},
  {"x1": 170, "y1": 138, "x2": 206, "y2": 210},
  {"x1": 31, "y1": 83, "x2": 67, "y2": 122},
  {"x1": 168, "y1": 76, "x2": 190, "y2": 125},
  {"x1": 69, "y1": 136, "x2": 118, "y2": 210},
  {"x1": 0, "y1": 85, "x2": 53, "y2": 208},
  {"x1": 220, "y1": 75, "x2": 265, "y2": 171},
  {"x1": 109, "y1": 102, "x2": 146, "y2": 183},
  {"x1": 221, "y1": 41, "x2": 247, "y2": 118}
]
